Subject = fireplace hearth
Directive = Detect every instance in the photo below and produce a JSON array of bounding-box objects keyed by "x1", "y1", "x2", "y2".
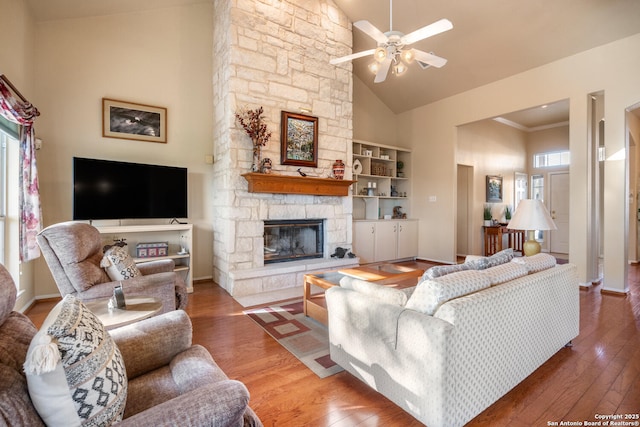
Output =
[{"x1": 264, "y1": 219, "x2": 324, "y2": 264}]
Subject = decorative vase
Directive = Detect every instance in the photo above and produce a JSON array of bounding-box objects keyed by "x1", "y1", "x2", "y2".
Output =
[
  {"x1": 252, "y1": 144, "x2": 262, "y2": 173},
  {"x1": 261, "y1": 158, "x2": 272, "y2": 174},
  {"x1": 332, "y1": 159, "x2": 345, "y2": 180}
]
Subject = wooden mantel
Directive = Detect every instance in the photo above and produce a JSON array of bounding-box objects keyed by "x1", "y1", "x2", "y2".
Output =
[{"x1": 242, "y1": 173, "x2": 355, "y2": 197}]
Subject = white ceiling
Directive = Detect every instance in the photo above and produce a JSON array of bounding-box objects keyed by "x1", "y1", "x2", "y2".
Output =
[{"x1": 25, "y1": 0, "x2": 640, "y2": 127}]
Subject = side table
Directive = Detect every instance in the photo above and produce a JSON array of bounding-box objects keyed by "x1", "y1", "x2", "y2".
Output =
[{"x1": 84, "y1": 296, "x2": 163, "y2": 330}]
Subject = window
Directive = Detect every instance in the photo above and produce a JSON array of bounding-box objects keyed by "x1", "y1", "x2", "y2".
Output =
[
  {"x1": 0, "y1": 116, "x2": 19, "y2": 278},
  {"x1": 533, "y1": 150, "x2": 570, "y2": 168}
]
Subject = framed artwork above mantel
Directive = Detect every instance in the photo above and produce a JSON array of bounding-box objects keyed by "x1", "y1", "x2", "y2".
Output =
[{"x1": 280, "y1": 111, "x2": 318, "y2": 167}]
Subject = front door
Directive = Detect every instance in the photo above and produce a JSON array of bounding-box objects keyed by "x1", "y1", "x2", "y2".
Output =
[{"x1": 549, "y1": 172, "x2": 570, "y2": 254}]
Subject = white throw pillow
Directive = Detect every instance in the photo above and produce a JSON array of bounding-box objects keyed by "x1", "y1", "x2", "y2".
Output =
[
  {"x1": 24, "y1": 295, "x2": 128, "y2": 426},
  {"x1": 511, "y1": 252, "x2": 557, "y2": 273},
  {"x1": 101, "y1": 245, "x2": 141, "y2": 281},
  {"x1": 405, "y1": 270, "x2": 491, "y2": 315},
  {"x1": 482, "y1": 262, "x2": 529, "y2": 286}
]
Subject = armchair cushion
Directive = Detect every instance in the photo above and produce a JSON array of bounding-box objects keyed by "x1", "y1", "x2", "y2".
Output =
[
  {"x1": 24, "y1": 295, "x2": 127, "y2": 426},
  {"x1": 101, "y1": 245, "x2": 141, "y2": 281}
]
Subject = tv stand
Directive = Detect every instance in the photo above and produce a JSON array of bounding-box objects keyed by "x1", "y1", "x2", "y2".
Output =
[{"x1": 95, "y1": 223, "x2": 193, "y2": 293}]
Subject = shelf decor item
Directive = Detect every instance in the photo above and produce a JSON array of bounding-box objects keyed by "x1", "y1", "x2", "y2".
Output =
[
  {"x1": 235, "y1": 106, "x2": 272, "y2": 172},
  {"x1": 280, "y1": 111, "x2": 318, "y2": 167},
  {"x1": 353, "y1": 159, "x2": 363, "y2": 175},
  {"x1": 332, "y1": 159, "x2": 345, "y2": 179},
  {"x1": 484, "y1": 205, "x2": 493, "y2": 226},
  {"x1": 262, "y1": 158, "x2": 272, "y2": 174}
]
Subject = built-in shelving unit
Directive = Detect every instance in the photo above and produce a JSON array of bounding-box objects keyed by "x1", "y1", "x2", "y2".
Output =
[
  {"x1": 95, "y1": 224, "x2": 193, "y2": 292},
  {"x1": 352, "y1": 140, "x2": 412, "y2": 220}
]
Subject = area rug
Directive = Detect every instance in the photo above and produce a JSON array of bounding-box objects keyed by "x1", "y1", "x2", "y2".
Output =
[{"x1": 243, "y1": 299, "x2": 343, "y2": 378}]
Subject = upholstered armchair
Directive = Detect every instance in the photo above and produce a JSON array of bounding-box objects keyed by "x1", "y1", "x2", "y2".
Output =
[
  {"x1": 36, "y1": 221, "x2": 187, "y2": 314},
  {"x1": 0, "y1": 263, "x2": 262, "y2": 427}
]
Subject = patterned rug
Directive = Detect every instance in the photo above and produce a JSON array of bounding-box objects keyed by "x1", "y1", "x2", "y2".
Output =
[{"x1": 243, "y1": 299, "x2": 343, "y2": 378}]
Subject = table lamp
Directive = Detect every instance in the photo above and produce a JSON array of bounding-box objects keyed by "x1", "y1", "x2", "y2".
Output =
[{"x1": 507, "y1": 199, "x2": 557, "y2": 256}]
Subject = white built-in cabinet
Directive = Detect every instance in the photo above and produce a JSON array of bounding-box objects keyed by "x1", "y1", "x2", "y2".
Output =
[
  {"x1": 95, "y1": 224, "x2": 193, "y2": 293},
  {"x1": 353, "y1": 219, "x2": 418, "y2": 264},
  {"x1": 352, "y1": 140, "x2": 417, "y2": 263}
]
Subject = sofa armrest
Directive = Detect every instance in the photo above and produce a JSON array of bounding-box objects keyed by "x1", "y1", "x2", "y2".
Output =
[
  {"x1": 110, "y1": 310, "x2": 192, "y2": 379},
  {"x1": 119, "y1": 380, "x2": 253, "y2": 427},
  {"x1": 137, "y1": 259, "x2": 175, "y2": 275}
]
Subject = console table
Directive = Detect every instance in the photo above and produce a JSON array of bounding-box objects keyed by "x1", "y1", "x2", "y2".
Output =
[{"x1": 483, "y1": 225, "x2": 525, "y2": 256}]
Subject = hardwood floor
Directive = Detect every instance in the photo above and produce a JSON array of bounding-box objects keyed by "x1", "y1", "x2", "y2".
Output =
[{"x1": 26, "y1": 261, "x2": 640, "y2": 426}]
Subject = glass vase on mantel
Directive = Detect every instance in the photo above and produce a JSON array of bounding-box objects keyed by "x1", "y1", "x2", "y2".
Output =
[{"x1": 332, "y1": 159, "x2": 345, "y2": 180}]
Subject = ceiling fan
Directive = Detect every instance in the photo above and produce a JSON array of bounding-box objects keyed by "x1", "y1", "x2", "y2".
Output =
[{"x1": 330, "y1": 0, "x2": 453, "y2": 83}]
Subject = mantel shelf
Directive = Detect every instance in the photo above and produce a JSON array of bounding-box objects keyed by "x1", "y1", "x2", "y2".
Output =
[{"x1": 241, "y1": 173, "x2": 355, "y2": 196}]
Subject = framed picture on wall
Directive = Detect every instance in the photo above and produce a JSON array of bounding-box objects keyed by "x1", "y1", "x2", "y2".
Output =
[
  {"x1": 486, "y1": 175, "x2": 503, "y2": 203},
  {"x1": 103, "y1": 98, "x2": 167, "y2": 143},
  {"x1": 280, "y1": 111, "x2": 318, "y2": 167}
]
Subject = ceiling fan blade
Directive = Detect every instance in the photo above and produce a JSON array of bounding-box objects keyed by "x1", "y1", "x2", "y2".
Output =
[
  {"x1": 374, "y1": 57, "x2": 392, "y2": 83},
  {"x1": 330, "y1": 49, "x2": 376, "y2": 65},
  {"x1": 354, "y1": 20, "x2": 389, "y2": 44},
  {"x1": 401, "y1": 18, "x2": 453, "y2": 45},
  {"x1": 412, "y1": 49, "x2": 448, "y2": 68}
]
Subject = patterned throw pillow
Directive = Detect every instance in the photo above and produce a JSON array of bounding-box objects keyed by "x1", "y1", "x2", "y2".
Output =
[
  {"x1": 511, "y1": 252, "x2": 557, "y2": 273},
  {"x1": 24, "y1": 295, "x2": 128, "y2": 426},
  {"x1": 481, "y1": 262, "x2": 529, "y2": 286},
  {"x1": 340, "y1": 277, "x2": 408, "y2": 306},
  {"x1": 421, "y1": 262, "x2": 470, "y2": 280},
  {"x1": 101, "y1": 245, "x2": 141, "y2": 281},
  {"x1": 405, "y1": 270, "x2": 491, "y2": 315}
]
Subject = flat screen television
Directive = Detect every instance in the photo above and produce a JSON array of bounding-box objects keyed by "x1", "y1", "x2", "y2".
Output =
[{"x1": 73, "y1": 157, "x2": 188, "y2": 220}]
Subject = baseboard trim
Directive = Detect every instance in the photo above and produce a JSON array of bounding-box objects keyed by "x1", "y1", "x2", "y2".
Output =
[{"x1": 600, "y1": 287, "x2": 629, "y2": 297}]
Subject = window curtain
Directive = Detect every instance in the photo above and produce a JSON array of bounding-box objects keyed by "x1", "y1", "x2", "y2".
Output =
[{"x1": 0, "y1": 78, "x2": 42, "y2": 262}]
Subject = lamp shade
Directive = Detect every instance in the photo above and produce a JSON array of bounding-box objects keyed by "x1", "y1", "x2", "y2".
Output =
[{"x1": 507, "y1": 199, "x2": 557, "y2": 231}]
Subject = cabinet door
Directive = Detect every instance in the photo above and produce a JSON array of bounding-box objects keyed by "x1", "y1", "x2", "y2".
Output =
[
  {"x1": 397, "y1": 220, "x2": 418, "y2": 259},
  {"x1": 374, "y1": 221, "x2": 398, "y2": 262},
  {"x1": 353, "y1": 221, "x2": 376, "y2": 263}
]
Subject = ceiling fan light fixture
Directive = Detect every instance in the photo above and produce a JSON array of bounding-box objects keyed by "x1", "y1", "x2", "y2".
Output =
[
  {"x1": 393, "y1": 61, "x2": 407, "y2": 75},
  {"x1": 374, "y1": 47, "x2": 387, "y2": 62},
  {"x1": 400, "y1": 48, "x2": 415, "y2": 64},
  {"x1": 368, "y1": 61, "x2": 381, "y2": 74}
]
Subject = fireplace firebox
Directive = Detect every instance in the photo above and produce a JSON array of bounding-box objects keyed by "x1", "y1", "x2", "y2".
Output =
[{"x1": 263, "y1": 219, "x2": 324, "y2": 264}]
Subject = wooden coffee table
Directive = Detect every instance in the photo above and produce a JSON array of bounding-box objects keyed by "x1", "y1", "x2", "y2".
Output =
[
  {"x1": 303, "y1": 263, "x2": 424, "y2": 325},
  {"x1": 84, "y1": 296, "x2": 163, "y2": 330}
]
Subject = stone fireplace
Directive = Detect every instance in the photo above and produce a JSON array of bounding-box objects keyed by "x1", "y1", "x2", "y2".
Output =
[
  {"x1": 264, "y1": 219, "x2": 324, "y2": 264},
  {"x1": 211, "y1": 0, "x2": 355, "y2": 298}
]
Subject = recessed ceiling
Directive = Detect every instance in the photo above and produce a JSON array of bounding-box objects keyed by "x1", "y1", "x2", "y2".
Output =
[
  {"x1": 332, "y1": 0, "x2": 640, "y2": 114},
  {"x1": 494, "y1": 100, "x2": 570, "y2": 132}
]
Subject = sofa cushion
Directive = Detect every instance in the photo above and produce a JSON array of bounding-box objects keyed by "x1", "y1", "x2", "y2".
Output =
[
  {"x1": 511, "y1": 252, "x2": 557, "y2": 273},
  {"x1": 405, "y1": 270, "x2": 491, "y2": 315},
  {"x1": 482, "y1": 262, "x2": 529, "y2": 286},
  {"x1": 421, "y1": 262, "x2": 470, "y2": 280},
  {"x1": 339, "y1": 277, "x2": 408, "y2": 306},
  {"x1": 101, "y1": 245, "x2": 141, "y2": 281},
  {"x1": 24, "y1": 295, "x2": 127, "y2": 426}
]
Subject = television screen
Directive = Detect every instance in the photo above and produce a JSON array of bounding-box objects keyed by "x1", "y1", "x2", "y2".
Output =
[{"x1": 73, "y1": 157, "x2": 188, "y2": 220}]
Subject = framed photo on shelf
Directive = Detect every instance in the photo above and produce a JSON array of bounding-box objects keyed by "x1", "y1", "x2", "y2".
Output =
[
  {"x1": 103, "y1": 98, "x2": 167, "y2": 143},
  {"x1": 486, "y1": 175, "x2": 503, "y2": 203},
  {"x1": 280, "y1": 111, "x2": 318, "y2": 167}
]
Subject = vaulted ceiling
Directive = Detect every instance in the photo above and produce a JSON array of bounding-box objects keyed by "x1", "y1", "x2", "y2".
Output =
[
  {"x1": 332, "y1": 0, "x2": 640, "y2": 115},
  {"x1": 25, "y1": 0, "x2": 640, "y2": 125}
]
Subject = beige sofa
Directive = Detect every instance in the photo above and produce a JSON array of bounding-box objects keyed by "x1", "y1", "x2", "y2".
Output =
[{"x1": 326, "y1": 253, "x2": 580, "y2": 427}]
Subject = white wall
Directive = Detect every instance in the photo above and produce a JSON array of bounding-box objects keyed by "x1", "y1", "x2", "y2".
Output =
[
  {"x1": 396, "y1": 33, "x2": 640, "y2": 292},
  {"x1": 31, "y1": 3, "x2": 214, "y2": 297},
  {"x1": 457, "y1": 119, "x2": 528, "y2": 255},
  {"x1": 353, "y1": 75, "x2": 398, "y2": 145}
]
